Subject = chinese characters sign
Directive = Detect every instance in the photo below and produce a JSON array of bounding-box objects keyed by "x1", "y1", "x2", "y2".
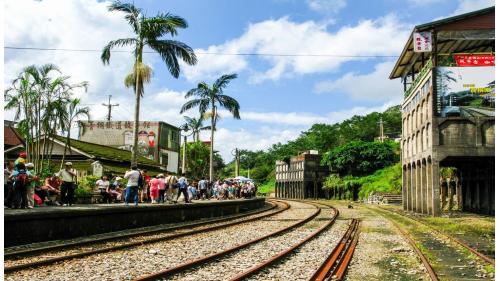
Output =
[
  {"x1": 454, "y1": 54, "x2": 495, "y2": 67},
  {"x1": 413, "y1": 32, "x2": 432, "y2": 52}
]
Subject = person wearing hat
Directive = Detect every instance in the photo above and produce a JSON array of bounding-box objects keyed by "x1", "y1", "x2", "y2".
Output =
[
  {"x1": 15, "y1": 152, "x2": 27, "y2": 167},
  {"x1": 107, "y1": 176, "x2": 123, "y2": 202},
  {"x1": 11, "y1": 162, "x2": 31, "y2": 209},
  {"x1": 25, "y1": 163, "x2": 36, "y2": 208},
  {"x1": 57, "y1": 162, "x2": 77, "y2": 206}
]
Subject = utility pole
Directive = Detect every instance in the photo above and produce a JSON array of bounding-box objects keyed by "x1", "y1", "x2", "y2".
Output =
[
  {"x1": 102, "y1": 95, "x2": 119, "y2": 121},
  {"x1": 378, "y1": 117, "x2": 385, "y2": 142},
  {"x1": 232, "y1": 148, "x2": 240, "y2": 177}
]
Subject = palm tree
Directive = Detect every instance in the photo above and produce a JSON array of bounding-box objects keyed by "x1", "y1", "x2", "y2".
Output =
[
  {"x1": 182, "y1": 115, "x2": 211, "y2": 142},
  {"x1": 101, "y1": 1, "x2": 197, "y2": 167},
  {"x1": 180, "y1": 74, "x2": 240, "y2": 181},
  {"x1": 60, "y1": 98, "x2": 90, "y2": 170}
]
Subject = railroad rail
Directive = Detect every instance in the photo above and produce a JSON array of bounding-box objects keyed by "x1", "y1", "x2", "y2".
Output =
[
  {"x1": 309, "y1": 219, "x2": 360, "y2": 281},
  {"x1": 5, "y1": 200, "x2": 278, "y2": 259},
  {"x1": 227, "y1": 203, "x2": 340, "y2": 281},
  {"x1": 4, "y1": 200, "x2": 290, "y2": 273},
  {"x1": 133, "y1": 200, "x2": 324, "y2": 281},
  {"x1": 376, "y1": 206, "x2": 495, "y2": 266}
]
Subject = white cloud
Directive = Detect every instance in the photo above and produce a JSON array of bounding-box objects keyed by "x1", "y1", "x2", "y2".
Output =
[
  {"x1": 314, "y1": 61, "x2": 403, "y2": 103},
  {"x1": 183, "y1": 15, "x2": 410, "y2": 83},
  {"x1": 307, "y1": 0, "x2": 347, "y2": 14},
  {"x1": 407, "y1": 0, "x2": 446, "y2": 6},
  {"x1": 453, "y1": 0, "x2": 494, "y2": 15}
]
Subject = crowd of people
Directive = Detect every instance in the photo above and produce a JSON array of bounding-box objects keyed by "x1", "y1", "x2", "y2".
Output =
[
  {"x1": 4, "y1": 152, "x2": 257, "y2": 209},
  {"x1": 95, "y1": 167, "x2": 257, "y2": 205},
  {"x1": 4, "y1": 153, "x2": 78, "y2": 209}
]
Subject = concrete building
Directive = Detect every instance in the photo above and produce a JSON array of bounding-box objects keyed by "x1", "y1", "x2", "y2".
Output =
[
  {"x1": 79, "y1": 121, "x2": 180, "y2": 173},
  {"x1": 389, "y1": 7, "x2": 494, "y2": 215},
  {"x1": 275, "y1": 150, "x2": 329, "y2": 199}
]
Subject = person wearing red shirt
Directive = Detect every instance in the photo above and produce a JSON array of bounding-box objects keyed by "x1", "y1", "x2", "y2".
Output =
[{"x1": 140, "y1": 170, "x2": 151, "y2": 203}]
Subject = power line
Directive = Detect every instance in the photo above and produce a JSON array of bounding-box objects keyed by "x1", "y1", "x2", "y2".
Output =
[{"x1": 4, "y1": 46, "x2": 399, "y2": 58}]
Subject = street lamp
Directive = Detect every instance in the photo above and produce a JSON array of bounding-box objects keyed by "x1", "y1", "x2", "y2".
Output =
[{"x1": 180, "y1": 124, "x2": 193, "y2": 175}]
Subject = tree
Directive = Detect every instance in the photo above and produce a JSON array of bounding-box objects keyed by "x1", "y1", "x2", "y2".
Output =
[
  {"x1": 322, "y1": 140, "x2": 399, "y2": 177},
  {"x1": 5, "y1": 64, "x2": 87, "y2": 172},
  {"x1": 60, "y1": 98, "x2": 90, "y2": 170},
  {"x1": 181, "y1": 115, "x2": 211, "y2": 141},
  {"x1": 180, "y1": 74, "x2": 240, "y2": 181},
  {"x1": 181, "y1": 141, "x2": 225, "y2": 179},
  {"x1": 101, "y1": 0, "x2": 197, "y2": 167}
]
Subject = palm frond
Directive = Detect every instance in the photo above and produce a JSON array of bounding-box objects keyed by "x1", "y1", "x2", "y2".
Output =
[
  {"x1": 213, "y1": 73, "x2": 238, "y2": 90},
  {"x1": 124, "y1": 62, "x2": 153, "y2": 96},
  {"x1": 216, "y1": 94, "x2": 241, "y2": 119},
  {"x1": 108, "y1": 1, "x2": 141, "y2": 33},
  {"x1": 147, "y1": 39, "x2": 197, "y2": 78},
  {"x1": 101, "y1": 38, "x2": 138, "y2": 64},
  {"x1": 180, "y1": 99, "x2": 203, "y2": 114},
  {"x1": 142, "y1": 13, "x2": 188, "y2": 38}
]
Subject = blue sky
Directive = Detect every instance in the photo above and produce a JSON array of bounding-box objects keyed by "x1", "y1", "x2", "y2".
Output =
[{"x1": 3, "y1": 0, "x2": 494, "y2": 161}]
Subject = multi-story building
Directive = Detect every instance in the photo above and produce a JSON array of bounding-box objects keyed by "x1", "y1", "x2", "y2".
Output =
[
  {"x1": 275, "y1": 150, "x2": 329, "y2": 199},
  {"x1": 390, "y1": 7, "x2": 494, "y2": 215},
  {"x1": 79, "y1": 121, "x2": 180, "y2": 173}
]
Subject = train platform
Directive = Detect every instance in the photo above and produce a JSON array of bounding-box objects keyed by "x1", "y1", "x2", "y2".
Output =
[{"x1": 4, "y1": 198, "x2": 266, "y2": 247}]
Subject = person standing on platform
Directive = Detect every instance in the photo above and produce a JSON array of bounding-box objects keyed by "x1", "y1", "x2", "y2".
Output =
[
  {"x1": 157, "y1": 174, "x2": 166, "y2": 203},
  {"x1": 58, "y1": 162, "x2": 77, "y2": 206},
  {"x1": 25, "y1": 163, "x2": 36, "y2": 208},
  {"x1": 198, "y1": 178, "x2": 208, "y2": 200},
  {"x1": 149, "y1": 175, "x2": 159, "y2": 204},
  {"x1": 4, "y1": 161, "x2": 15, "y2": 208},
  {"x1": 176, "y1": 173, "x2": 190, "y2": 203},
  {"x1": 166, "y1": 172, "x2": 178, "y2": 203},
  {"x1": 140, "y1": 169, "x2": 150, "y2": 203},
  {"x1": 11, "y1": 162, "x2": 30, "y2": 209},
  {"x1": 15, "y1": 152, "x2": 27, "y2": 166},
  {"x1": 124, "y1": 166, "x2": 141, "y2": 206}
]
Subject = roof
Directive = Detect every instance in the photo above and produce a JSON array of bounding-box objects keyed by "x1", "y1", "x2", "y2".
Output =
[
  {"x1": 390, "y1": 6, "x2": 495, "y2": 79},
  {"x1": 4, "y1": 125, "x2": 24, "y2": 147},
  {"x1": 52, "y1": 135, "x2": 160, "y2": 167}
]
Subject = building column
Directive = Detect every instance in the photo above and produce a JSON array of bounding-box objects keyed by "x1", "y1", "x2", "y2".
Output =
[
  {"x1": 412, "y1": 163, "x2": 417, "y2": 212},
  {"x1": 431, "y1": 160, "x2": 441, "y2": 216},
  {"x1": 402, "y1": 166, "x2": 407, "y2": 210},
  {"x1": 426, "y1": 161, "x2": 432, "y2": 214},
  {"x1": 421, "y1": 161, "x2": 428, "y2": 214},
  {"x1": 416, "y1": 162, "x2": 421, "y2": 213}
]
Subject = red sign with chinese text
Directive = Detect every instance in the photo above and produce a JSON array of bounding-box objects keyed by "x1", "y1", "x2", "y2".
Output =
[{"x1": 454, "y1": 54, "x2": 495, "y2": 67}]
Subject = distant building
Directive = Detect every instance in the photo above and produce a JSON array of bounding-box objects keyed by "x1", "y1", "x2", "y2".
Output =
[
  {"x1": 4, "y1": 121, "x2": 24, "y2": 151},
  {"x1": 275, "y1": 150, "x2": 329, "y2": 199},
  {"x1": 78, "y1": 121, "x2": 180, "y2": 173}
]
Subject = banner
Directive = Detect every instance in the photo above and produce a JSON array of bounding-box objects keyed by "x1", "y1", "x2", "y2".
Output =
[
  {"x1": 413, "y1": 32, "x2": 432, "y2": 52},
  {"x1": 435, "y1": 66, "x2": 495, "y2": 117},
  {"x1": 454, "y1": 54, "x2": 495, "y2": 67}
]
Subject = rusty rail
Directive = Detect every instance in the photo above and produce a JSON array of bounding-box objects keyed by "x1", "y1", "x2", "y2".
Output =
[
  {"x1": 228, "y1": 204, "x2": 339, "y2": 281},
  {"x1": 133, "y1": 201, "x2": 322, "y2": 281},
  {"x1": 5, "y1": 200, "x2": 289, "y2": 273},
  {"x1": 309, "y1": 219, "x2": 360, "y2": 281},
  {"x1": 379, "y1": 206, "x2": 495, "y2": 266}
]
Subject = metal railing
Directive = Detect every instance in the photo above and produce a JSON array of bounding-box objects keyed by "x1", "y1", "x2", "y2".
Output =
[{"x1": 404, "y1": 58, "x2": 433, "y2": 98}]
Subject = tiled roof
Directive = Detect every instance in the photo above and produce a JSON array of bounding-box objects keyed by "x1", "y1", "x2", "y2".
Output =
[{"x1": 4, "y1": 126, "x2": 24, "y2": 147}]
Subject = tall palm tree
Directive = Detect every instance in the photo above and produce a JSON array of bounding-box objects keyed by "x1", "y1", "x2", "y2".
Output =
[
  {"x1": 60, "y1": 98, "x2": 90, "y2": 170},
  {"x1": 180, "y1": 74, "x2": 240, "y2": 181},
  {"x1": 182, "y1": 115, "x2": 211, "y2": 142},
  {"x1": 101, "y1": 1, "x2": 197, "y2": 167}
]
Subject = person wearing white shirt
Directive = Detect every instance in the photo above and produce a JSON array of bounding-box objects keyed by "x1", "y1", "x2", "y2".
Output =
[
  {"x1": 57, "y1": 162, "x2": 77, "y2": 206},
  {"x1": 124, "y1": 166, "x2": 141, "y2": 206}
]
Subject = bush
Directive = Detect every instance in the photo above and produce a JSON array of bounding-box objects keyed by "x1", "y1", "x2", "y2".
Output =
[{"x1": 75, "y1": 175, "x2": 100, "y2": 198}]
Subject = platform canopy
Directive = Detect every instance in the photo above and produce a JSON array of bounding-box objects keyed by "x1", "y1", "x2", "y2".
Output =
[{"x1": 389, "y1": 6, "x2": 495, "y2": 80}]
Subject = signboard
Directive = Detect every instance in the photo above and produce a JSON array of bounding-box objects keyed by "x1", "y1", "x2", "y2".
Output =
[
  {"x1": 413, "y1": 32, "x2": 432, "y2": 52},
  {"x1": 454, "y1": 54, "x2": 495, "y2": 67},
  {"x1": 79, "y1": 121, "x2": 162, "y2": 161},
  {"x1": 92, "y1": 161, "x2": 103, "y2": 177},
  {"x1": 435, "y1": 66, "x2": 495, "y2": 117}
]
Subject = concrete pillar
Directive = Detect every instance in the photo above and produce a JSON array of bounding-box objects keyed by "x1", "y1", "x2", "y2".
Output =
[
  {"x1": 422, "y1": 161, "x2": 427, "y2": 214},
  {"x1": 431, "y1": 160, "x2": 441, "y2": 216},
  {"x1": 416, "y1": 162, "x2": 422, "y2": 213},
  {"x1": 426, "y1": 160, "x2": 433, "y2": 214},
  {"x1": 402, "y1": 166, "x2": 408, "y2": 210},
  {"x1": 412, "y1": 164, "x2": 418, "y2": 212}
]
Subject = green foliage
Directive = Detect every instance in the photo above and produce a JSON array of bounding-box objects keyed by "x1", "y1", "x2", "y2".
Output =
[
  {"x1": 257, "y1": 180, "x2": 275, "y2": 195},
  {"x1": 75, "y1": 175, "x2": 100, "y2": 198},
  {"x1": 181, "y1": 141, "x2": 224, "y2": 180},
  {"x1": 354, "y1": 163, "x2": 402, "y2": 199},
  {"x1": 322, "y1": 140, "x2": 399, "y2": 176}
]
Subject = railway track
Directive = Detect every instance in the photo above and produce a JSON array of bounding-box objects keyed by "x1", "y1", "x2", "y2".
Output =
[
  {"x1": 4, "y1": 200, "x2": 289, "y2": 273},
  {"x1": 376, "y1": 206, "x2": 495, "y2": 266},
  {"x1": 369, "y1": 205, "x2": 494, "y2": 280},
  {"x1": 134, "y1": 201, "x2": 360, "y2": 281}
]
